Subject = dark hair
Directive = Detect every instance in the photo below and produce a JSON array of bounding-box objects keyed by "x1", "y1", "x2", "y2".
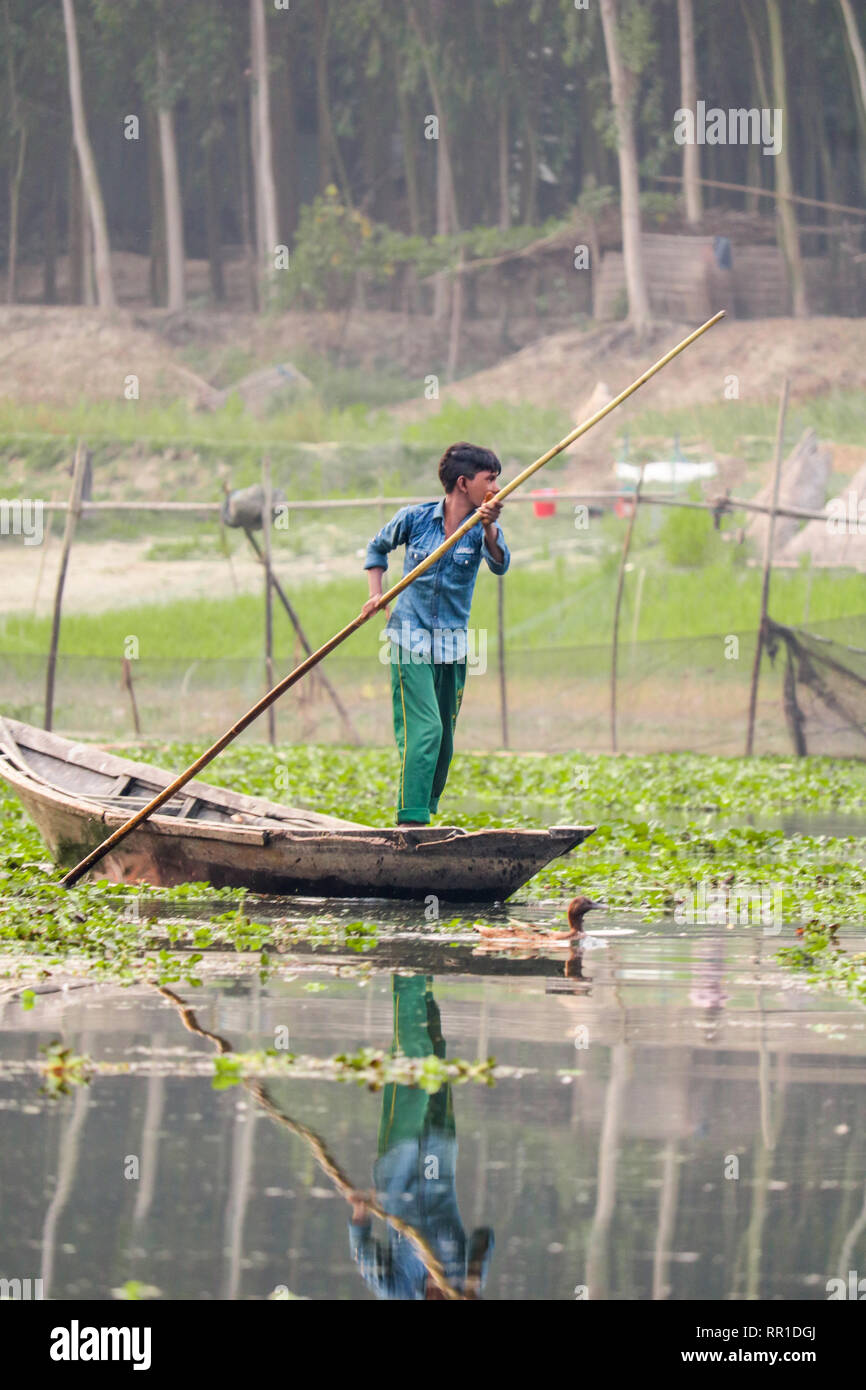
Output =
[{"x1": 437, "y1": 442, "x2": 502, "y2": 493}]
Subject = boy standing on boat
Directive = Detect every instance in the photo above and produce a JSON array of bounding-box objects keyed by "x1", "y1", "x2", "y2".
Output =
[{"x1": 360, "y1": 442, "x2": 509, "y2": 825}]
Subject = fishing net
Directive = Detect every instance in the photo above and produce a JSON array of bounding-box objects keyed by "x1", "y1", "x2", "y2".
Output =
[
  {"x1": 3, "y1": 615, "x2": 865, "y2": 757},
  {"x1": 765, "y1": 617, "x2": 866, "y2": 757}
]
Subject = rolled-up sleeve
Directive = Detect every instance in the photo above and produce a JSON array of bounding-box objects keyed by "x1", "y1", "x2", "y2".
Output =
[
  {"x1": 482, "y1": 523, "x2": 510, "y2": 576},
  {"x1": 364, "y1": 506, "x2": 412, "y2": 572}
]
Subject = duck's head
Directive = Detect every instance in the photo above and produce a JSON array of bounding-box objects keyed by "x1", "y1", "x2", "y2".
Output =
[{"x1": 567, "y1": 895, "x2": 601, "y2": 930}]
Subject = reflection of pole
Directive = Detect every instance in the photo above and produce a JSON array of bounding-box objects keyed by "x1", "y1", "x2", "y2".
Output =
[
  {"x1": 746, "y1": 377, "x2": 789, "y2": 755},
  {"x1": 221, "y1": 974, "x2": 261, "y2": 1300},
  {"x1": 41, "y1": 1059, "x2": 90, "y2": 1297},
  {"x1": 743, "y1": 968, "x2": 787, "y2": 1298},
  {"x1": 610, "y1": 472, "x2": 643, "y2": 754},
  {"x1": 586, "y1": 1041, "x2": 629, "y2": 1297},
  {"x1": 222, "y1": 1098, "x2": 258, "y2": 1300},
  {"x1": 652, "y1": 1139, "x2": 679, "y2": 1300},
  {"x1": 838, "y1": 1181, "x2": 866, "y2": 1276},
  {"x1": 156, "y1": 985, "x2": 463, "y2": 1299},
  {"x1": 131, "y1": 1040, "x2": 166, "y2": 1234}
]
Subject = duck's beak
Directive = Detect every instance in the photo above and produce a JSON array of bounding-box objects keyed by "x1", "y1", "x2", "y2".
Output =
[{"x1": 585, "y1": 899, "x2": 604, "y2": 910}]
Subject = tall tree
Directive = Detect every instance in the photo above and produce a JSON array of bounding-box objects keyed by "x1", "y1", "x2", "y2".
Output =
[
  {"x1": 3, "y1": 0, "x2": 27, "y2": 302},
  {"x1": 765, "y1": 0, "x2": 807, "y2": 316},
  {"x1": 677, "y1": 0, "x2": 702, "y2": 223},
  {"x1": 155, "y1": 39, "x2": 185, "y2": 311},
  {"x1": 839, "y1": 0, "x2": 866, "y2": 117},
  {"x1": 404, "y1": 0, "x2": 460, "y2": 319},
  {"x1": 61, "y1": 0, "x2": 115, "y2": 308},
  {"x1": 250, "y1": 0, "x2": 279, "y2": 293},
  {"x1": 599, "y1": 0, "x2": 651, "y2": 334}
]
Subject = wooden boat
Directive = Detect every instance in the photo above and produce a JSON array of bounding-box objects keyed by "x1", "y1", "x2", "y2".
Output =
[{"x1": 0, "y1": 718, "x2": 595, "y2": 901}]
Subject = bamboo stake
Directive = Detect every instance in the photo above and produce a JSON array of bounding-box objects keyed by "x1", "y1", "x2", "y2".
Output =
[
  {"x1": 44, "y1": 441, "x2": 87, "y2": 732},
  {"x1": 243, "y1": 528, "x2": 361, "y2": 745},
  {"x1": 261, "y1": 457, "x2": 276, "y2": 747},
  {"x1": 610, "y1": 472, "x2": 644, "y2": 754},
  {"x1": 31, "y1": 488, "x2": 57, "y2": 616},
  {"x1": 60, "y1": 311, "x2": 725, "y2": 888},
  {"x1": 745, "y1": 377, "x2": 789, "y2": 756},
  {"x1": 121, "y1": 657, "x2": 141, "y2": 736}
]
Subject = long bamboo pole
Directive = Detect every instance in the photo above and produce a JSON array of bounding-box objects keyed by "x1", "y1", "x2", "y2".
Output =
[
  {"x1": 59, "y1": 311, "x2": 725, "y2": 888},
  {"x1": 745, "y1": 377, "x2": 789, "y2": 756}
]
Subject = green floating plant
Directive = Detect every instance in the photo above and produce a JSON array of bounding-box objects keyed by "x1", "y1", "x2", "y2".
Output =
[
  {"x1": 38, "y1": 1039, "x2": 92, "y2": 1097},
  {"x1": 210, "y1": 1046, "x2": 506, "y2": 1094},
  {"x1": 777, "y1": 924, "x2": 866, "y2": 1003}
]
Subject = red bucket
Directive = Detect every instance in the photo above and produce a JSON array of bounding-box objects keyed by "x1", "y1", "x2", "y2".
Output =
[{"x1": 532, "y1": 488, "x2": 557, "y2": 518}]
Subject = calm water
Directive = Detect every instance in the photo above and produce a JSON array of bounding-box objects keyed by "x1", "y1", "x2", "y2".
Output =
[{"x1": 1, "y1": 912, "x2": 865, "y2": 1301}]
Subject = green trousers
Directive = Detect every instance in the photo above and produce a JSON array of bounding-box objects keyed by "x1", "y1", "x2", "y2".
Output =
[
  {"x1": 389, "y1": 657, "x2": 467, "y2": 824},
  {"x1": 378, "y1": 975, "x2": 454, "y2": 1155}
]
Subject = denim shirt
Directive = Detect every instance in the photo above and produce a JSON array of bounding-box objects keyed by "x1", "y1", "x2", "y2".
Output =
[{"x1": 364, "y1": 499, "x2": 510, "y2": 663}]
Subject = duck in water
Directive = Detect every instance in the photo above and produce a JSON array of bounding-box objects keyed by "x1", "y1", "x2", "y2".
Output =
[{"x1": 474, "y1": 895, "x2": 600, "y2": 949}]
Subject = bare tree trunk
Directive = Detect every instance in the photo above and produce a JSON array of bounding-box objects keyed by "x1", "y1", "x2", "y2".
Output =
[
  {"x1": 405, "y1": 0, "x2": 459, "y2": 320},
  {"x1": 740, "y1": 0, "x2": 769, "y2": 215},
  {"x1": 766, "y1": 0, "x2": 808, "y2": 316},
  {"x1": 146, "y1": 108, "x2": 166, "y2": 305},
  {"x1": 156, "y1": 44, "x2": 185, "y2": 312},
  {"x1": 314, "y1": 0, "x2": 352, "y2": 203},
  {"x1": 4, "y1": 0, "x2": 26, "y2": 304},
  {"x1": 68, "y1": 144, "x2": 84, "y2": 304},
  {"x1": 204, "y1": 137, "x2": 225, "y2": 302},
  {"x1": 81, "y1": 194, "x2": 95, "y2": 305},
  {"x1": 61, "y1": 0, "x2": 116, "y2": 308},
  {"x1": 250, "y1": 0, "x2": 279, "y2": 292},
  {"x1": 497, "y1": 17, "x2": 511, "y2": 230},
  {"x1": 272, "y1": 28, "x2": 299, "y2": 244},
  {"x1": 6, "y1": 126, "x2": 26, "y2": 303},
  {"x1": 599, "y1": 0, "x2": 651, "y2": 334},
  {"x1": 315, "y1": 2, "x2": 333, "y2": 191},
  {"x1": 840, "y1": 0, "x2": 866, "y2": 114},
  {"x1": 43, "y1": 151, "x2": 58, "y2": 304},
  {"x1": 677, "y1": 0, "x2": 702, "y2": 223},
  {"x1": 235, "y1": 82, "x2": 258, "y2": 311},
  {"x1": 396, "y1": 77, "x2": 421, "y2": 234}
]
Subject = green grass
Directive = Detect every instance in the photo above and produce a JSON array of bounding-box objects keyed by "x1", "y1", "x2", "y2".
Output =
[
  {"x1": 1, "y1": 553, "x2": 862, "y2": 660},
  {"x1": 628, "y1": 390, "x2": 866, "y2": 460},
  {"x1": 0, "y1": 396, "x2": 571, "y2": 461}
]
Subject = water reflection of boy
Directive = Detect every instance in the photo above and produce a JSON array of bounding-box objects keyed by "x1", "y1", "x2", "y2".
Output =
[{"x1": 348, "y1": 974, "x2": 494, "y2": 1300}]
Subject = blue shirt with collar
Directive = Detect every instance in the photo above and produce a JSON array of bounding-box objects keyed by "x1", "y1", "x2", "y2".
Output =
[{"x1": 364, "y1": 498, "x2": 510, "y2": 663}]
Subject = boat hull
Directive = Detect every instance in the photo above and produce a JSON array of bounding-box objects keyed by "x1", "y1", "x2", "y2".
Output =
[{"x1": 0, "y1": 718, "x2": 595, "y2": 901}]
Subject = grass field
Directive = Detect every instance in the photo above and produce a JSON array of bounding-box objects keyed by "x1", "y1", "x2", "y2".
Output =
[{"x1": 1, "y1": 551, "x2": 863, "y2": 660}]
